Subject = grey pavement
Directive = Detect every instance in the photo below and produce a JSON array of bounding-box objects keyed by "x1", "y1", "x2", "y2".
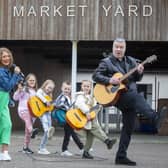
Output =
[{"x1": 1, "y1": 129, "x2": 168, "y2": 168}]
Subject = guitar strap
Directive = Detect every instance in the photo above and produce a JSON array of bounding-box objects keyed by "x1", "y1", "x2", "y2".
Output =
[{"x1": 104, "y1": 57, "x2": 115, "y2": 73}]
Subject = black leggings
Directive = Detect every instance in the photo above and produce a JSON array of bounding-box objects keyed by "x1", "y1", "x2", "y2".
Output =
[{"x1": 62, "y1": 123, "x2": 84, "y2": 151}]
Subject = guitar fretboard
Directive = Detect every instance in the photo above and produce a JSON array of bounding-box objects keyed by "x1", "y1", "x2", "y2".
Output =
[{"x1": 120, "y1": 55, "x2": 157, "y2": 82}]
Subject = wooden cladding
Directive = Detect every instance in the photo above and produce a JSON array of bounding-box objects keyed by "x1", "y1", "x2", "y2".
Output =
[{"x1": 0, "y1": 0, "x2": 168, "y2": 41}]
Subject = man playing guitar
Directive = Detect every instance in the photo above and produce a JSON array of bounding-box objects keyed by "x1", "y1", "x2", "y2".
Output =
[{"x1": 92, "y1": 38, "x2": 168, "y2": 166}]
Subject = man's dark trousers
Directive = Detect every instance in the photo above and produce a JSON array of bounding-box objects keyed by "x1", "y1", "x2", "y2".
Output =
[{"x1": 115, "y1": 90, "x2": 157, "y2": 158}]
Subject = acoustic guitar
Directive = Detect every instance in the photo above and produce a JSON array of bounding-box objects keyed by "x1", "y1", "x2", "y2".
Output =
[
  {"x1": 66, "y1": 104, "x2": 100, "y2": 130},
  {"x1": 28, "y1": 96, "x2": 54, "y2": 117},
  {"x1": 94, "y1": 55, "x2": 157, "y2": 106}
]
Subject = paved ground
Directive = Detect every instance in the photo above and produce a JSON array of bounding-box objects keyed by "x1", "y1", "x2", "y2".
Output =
[{"x1": 1, "y1": 129, "x2": 168, "y2": 168}]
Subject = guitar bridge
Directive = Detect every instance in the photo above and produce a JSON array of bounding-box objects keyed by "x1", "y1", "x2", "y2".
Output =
[{"x1": 111, "y1": 85, "x2": 120, "y2": 93}]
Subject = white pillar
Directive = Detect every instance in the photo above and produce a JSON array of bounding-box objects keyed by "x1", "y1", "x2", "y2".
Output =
[{"x1": 71, "y1": 41, "x2": 78, "y2": 101}]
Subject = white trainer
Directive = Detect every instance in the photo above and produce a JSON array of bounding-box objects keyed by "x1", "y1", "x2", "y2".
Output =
[
  {"x1": 0, "y1": 151, "x2": 11, "y2": 161},
  {"x1": 89, "y1": 148, "x2": 94, "y2": 152},
  {"x1": 47, "y1": 127, "x2": 55, "y2": 139},
  {"x1": 38, "y1": 148, "x2": 50, "y2": 155},
  {"x1": 79, "y1": 149, "x2": 84, "y2": 154},
  {"x1": 61, "y1": 150, "x2": 73, "y2": 156}
]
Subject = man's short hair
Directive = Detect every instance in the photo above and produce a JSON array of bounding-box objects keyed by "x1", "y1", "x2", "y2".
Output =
[{"x1": 114, "y1": 38, "x2": 126, "y2": 43}]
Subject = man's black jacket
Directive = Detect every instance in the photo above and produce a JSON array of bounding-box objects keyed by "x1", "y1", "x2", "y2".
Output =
[{"x1": 92, "y1": 54, "x2": 143, "y2": 91}]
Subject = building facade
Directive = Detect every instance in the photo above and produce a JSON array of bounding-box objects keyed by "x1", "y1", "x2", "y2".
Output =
[{"x1": 0, "y1": 0, "x2": 168, "y2": 130}]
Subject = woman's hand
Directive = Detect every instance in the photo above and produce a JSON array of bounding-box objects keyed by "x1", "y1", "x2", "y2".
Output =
[{"x1": 14, "y1": 66, "x2": 21, "y2": 74}]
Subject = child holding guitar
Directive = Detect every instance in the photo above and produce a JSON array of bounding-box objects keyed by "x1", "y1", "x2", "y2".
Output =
[
  {"x1": 53, "y1": 81, "x2": 84, "y2": 156},
  {"x1": 36, "y1": 79, "x2": 55, "y2": 155},
  {"x1": 75, "y1": 80, "x2": 117, "y2": 159},
  {"x1": 13, "y1": 73, "x2": 39, "y2": 154}
]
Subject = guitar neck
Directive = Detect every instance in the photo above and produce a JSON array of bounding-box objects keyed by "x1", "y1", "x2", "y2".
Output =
[{"x1": 120, "y1": 59, "x2": 147, "y2": 82}]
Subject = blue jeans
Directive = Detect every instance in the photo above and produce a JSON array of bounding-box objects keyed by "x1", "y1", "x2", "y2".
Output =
[{"x1": 39, "y1": 112, "x2": 52, "y2": 149}]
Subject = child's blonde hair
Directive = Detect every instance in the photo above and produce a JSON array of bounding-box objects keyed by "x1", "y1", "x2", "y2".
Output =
[
  {"x1": 41, "y1": 79, "x2": 55, "y2": 97},
  {"x1": 81, "y1": 80, "x2": 92, "y2": 94}
]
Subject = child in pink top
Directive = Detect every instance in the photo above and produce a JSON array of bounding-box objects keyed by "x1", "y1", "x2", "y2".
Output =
[{"x1": 13, "y1": 73, "x2": 38, "y2": 154}]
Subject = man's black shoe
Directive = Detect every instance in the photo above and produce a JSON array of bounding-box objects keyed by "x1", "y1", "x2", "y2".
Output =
[
  {"x1": 104, "y1": 138, "x2": 117, "y2": 149},
  {"x1": 31, "y1": 128, "x2": 39, "y2": 139},
  {"x1": 82, "y1": 151, "x2": 94, "y2": 159},
  {"x1": 115, "y1": 157, "x2": 136, "y2": 166}
]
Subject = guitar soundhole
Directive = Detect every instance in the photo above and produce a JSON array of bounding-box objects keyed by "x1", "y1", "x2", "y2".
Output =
[
  {"x1": 74, "y1": 113, "x2": 82, "y2": 122},
  {"x1": 111, "y1": 85, "x2": 120, "y2": 93}
]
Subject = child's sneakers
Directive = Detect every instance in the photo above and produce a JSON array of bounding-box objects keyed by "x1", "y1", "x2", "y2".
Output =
[
  {"x1": 38, "y1": 148, "x2": 50, "y2": 155},
  {"x1": 79, "y1": 148, "x2": 93, "y2": 155},
  {"x1": 104, "y1": 138, "x2": 117, "y2": 150},
  {"x1": 31, "y1": 128, "x2": 39, "y2": 139},
  {"x1": 0, "y1": 151, "x2": 11, "y2": 161},
  {"x1": 89, "y1": 148, "x2": 94, "y2": 152},
  {"x1": 23, "y1": 147, "x2": 34, "y2": 154},
  {"x1": 61, "y1": 150, "x2": 73, "y2": 156},
  {"x1": 47, "y1": 126, "x2": 55, "y2": 139}
]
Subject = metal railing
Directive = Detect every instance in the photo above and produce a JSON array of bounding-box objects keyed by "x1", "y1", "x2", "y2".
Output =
[{"x1": 98, "y1": 106, "x2": 122, "y2": 134}]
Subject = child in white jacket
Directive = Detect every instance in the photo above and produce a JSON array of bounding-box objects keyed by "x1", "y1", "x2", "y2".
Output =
[{"x1": 75, "y1": 80, "x2": 117, "y2": 159}]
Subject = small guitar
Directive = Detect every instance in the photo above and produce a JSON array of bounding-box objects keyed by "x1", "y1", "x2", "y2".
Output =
[
  {"x1": 28, "y1": 96, "x2": 54, "y2": 117},
  {"x1": 94, "y1": 55, "x2": 157, "y2": 106},
  {"x1": 66, "y1": 104, "x2": 100, "y2": 130}
]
